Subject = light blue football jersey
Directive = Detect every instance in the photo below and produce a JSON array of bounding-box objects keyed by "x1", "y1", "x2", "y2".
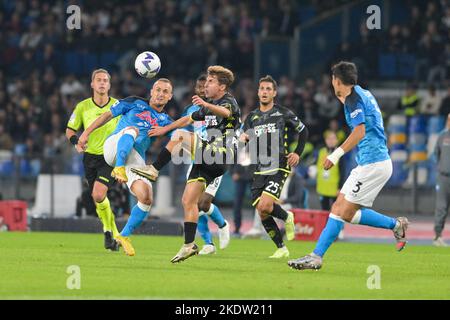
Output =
[
  {"x1": 343, "y1": 85, "x2": 390, "y2": 165},
  {"x1": 110, "y1": 96, "x2": 173, "y2": 160}
]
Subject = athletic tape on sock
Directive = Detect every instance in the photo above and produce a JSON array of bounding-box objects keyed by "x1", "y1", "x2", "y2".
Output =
[
  {"x1": 351, "y1": 209, "x2": 362, "y2": 224},
  {"x1": 137, "y1": 201, "x2": 152, "y2": 212},
  {"x1": 123, "y1": 128, "x2": 138, "y2": 140},
  {"x1": 206, "y1": 204, "x2": 214, "y2": 215},
  {"x1": 329, "y1": 213, "x2": 345, "y2": 223}
]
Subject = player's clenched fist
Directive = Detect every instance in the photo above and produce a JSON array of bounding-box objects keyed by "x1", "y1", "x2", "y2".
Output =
[{"x1": 192, "y1": 95, "x2": 206, "y2": 107}]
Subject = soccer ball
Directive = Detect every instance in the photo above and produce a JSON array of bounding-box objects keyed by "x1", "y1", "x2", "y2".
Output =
[{"x1": 134, "y1": 51, "x2": 161, "y2": 79}]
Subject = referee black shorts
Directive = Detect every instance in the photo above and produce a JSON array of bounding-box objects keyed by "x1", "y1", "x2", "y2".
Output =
[{"x1": 82, "y1": 153, "x2": 115, "y2": 190}]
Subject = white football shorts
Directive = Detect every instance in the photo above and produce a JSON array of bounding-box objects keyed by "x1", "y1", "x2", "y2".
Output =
[{"x1": 341, "y1": 159, "x2": 392, "y2": 207}]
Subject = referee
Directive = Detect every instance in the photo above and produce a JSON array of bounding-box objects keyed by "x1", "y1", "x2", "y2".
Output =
[
  {"x1": 66, "y1": 69, "x2": 120, "y2": 251},
  {"x1": 433, "y1": 113, "x2": 450, "y2": 247}
]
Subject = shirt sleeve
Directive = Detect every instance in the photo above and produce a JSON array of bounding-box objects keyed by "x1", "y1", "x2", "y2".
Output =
[
  {"x1": 110, "y1": 100, "x2": 133, "y2": 118},
  {"x1": 190, "y1": 106, "x2": 207, "y2": 121},
  {"x1": 242, "y1": 113, "x2": 253, "y2": 133},
  {"x1": 346, "y1": 96, "x2": 365, "y2": 127},
  {"x1": 67, "y1": 103, "x2": 82, "y2": 131},
  {"x1": 286, "y1": 110, "x2": 305, "y2": 133}
]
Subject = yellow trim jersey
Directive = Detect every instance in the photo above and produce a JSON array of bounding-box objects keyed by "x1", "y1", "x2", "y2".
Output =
[{"x1": 67, "y1": 97, "x2": 119, "y2": 155}]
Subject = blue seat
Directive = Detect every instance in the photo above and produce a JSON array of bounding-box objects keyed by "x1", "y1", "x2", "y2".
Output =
[
  {"x1": 388, "y1": 161, "x2": 408, "y2": 187},
  {"x1": 408, "y1": 116, "x2": 427, "y2": 134},
  {"x1": 427, "y1": 116, "x2": 445, "y2": 134}
]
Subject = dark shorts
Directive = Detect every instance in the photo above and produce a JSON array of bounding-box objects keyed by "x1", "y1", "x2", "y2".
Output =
[
  {"x1": 251, "y1": 170, "x2": 290, "y2": 206},
  {"x1": 188, "y1": 137, "x2": 232, "y2": 186},
  {"x1": 83, "y1": 153, "x2": 115, "y2": 190}
]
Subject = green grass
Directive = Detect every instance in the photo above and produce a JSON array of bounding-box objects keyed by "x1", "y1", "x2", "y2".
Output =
[{"x1": 0, "y1": 232, "x2": 449, "y2": 299}]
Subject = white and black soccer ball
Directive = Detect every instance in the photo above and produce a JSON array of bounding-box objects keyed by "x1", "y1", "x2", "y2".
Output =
[{"x1": 134, "y1": 51, "x2": 161, "y2": 78}]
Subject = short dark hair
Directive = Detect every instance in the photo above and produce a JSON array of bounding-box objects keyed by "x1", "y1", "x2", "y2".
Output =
[
  {"x1": 331, "y1": 61, "x2": 358, "y2": 85},
  {"x1": 259, "y1": 75, "x2": 277, "y2": 90},
  {"x1": 196, "y1": 74, "x2": 207, "y2": 82}
]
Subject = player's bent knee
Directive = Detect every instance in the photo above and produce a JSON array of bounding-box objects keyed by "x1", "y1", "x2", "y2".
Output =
[
  {"x1": 197, "y1": 200, "x2": 211, "y2": 213},
  {"x1": 91, "y1": 190, "x2": 107, "y2": 203},
  {"x1": 137, "y1": 201, "x2": 152, "y2": 212},
  {"x1": 124, "y1": 126, "x2": 138, "y2": 139},
  {"x1": 258, "y1": 201, "x2": 273, "y2": 215}
]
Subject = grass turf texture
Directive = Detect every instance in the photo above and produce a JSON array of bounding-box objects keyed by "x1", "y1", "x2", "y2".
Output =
[{"x1": 1, "y1": 232, "x2": 449, "y2": 299}]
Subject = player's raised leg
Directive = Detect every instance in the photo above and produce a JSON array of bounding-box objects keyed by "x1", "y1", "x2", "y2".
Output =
[
  {"x1": 171, "y1": 181, "x2": 203, "y2": 263},
  {"x1": 132, "y1": 129, "x2": 195, "y2": 182},
  {"x1": 112, "y1": 127, "x2": 139, "y2": 183}
]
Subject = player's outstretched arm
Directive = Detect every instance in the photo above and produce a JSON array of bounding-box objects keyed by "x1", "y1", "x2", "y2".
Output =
[
  {"x1": 192, "y1": 95, "x2": 231, "y2": 118},
  {"x1": 78, "y1": 111, "x2": 114, "y2": 150},
  {"x1": 148, "y1": 115, "x2": 193, "y2": 137},
  {"x1": 324, "y1": 123, "x2": 365, "y2": 170}
]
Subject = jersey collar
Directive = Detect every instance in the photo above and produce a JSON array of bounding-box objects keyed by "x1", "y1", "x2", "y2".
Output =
[{"x1": 91, "y1": 96, "x2": 111, "y2": 108}]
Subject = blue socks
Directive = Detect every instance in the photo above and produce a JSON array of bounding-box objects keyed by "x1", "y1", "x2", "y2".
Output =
[
  {"x1": 197, "y1": 214, "x2": 213, "y2": 245},
  {"x1": 312, "y1": 208, "x2": 397, "y2": 258},
  {"x1": 121, "y1": 203, "x2": 149, "y2": 236},
  {"x1": 354, "y1": 208, "x2": 397, "y2": 229},
  {"x1": 116, "y1": 132, "x2": 135, "y2": 167},
  {"x1": 196, "y1": 204, "x2": 226, "y2": 245},
  {"x1": 313, "y1": 214, "x2": 344, "y2": 257},
  {"x1": 208, "y1": 204, "x2": 226, "y2": 228}
]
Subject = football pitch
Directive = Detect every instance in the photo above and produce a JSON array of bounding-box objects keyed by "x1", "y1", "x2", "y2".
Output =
[{"x1": 1, "y1": 232, "x2": 449, "y2": 300}]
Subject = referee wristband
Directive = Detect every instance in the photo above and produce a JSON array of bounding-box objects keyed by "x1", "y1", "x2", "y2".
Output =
[
  {"x1": 327, "y1": 147, "x2": 345, "y2": 165},
  {"x1": 69, "y1": 135, "x2": 79, "y2": 146}
]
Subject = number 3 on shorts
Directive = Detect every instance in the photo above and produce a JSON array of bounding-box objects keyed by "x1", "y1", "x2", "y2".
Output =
[{"x1": 266, "y1": 181, "x2": 280, "y2": 194}]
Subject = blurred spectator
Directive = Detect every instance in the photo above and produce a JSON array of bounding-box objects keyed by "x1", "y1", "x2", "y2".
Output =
[
  {"x1": 0, "y1": 125, "x2": 13, "y2": 150},
  {"x1": 279, "y1": 170, "x2": 307, "y2": 209},
  {"x1": 398, "y1": 83, "x2": 420, "y2": 117},
  {"x1": 314, "y1": 132, "x2": 345, "y2": 211},
  {"x1": 439, "y1": 85, "x2": 450, "y2": 116},
  {"x1": 420, "y1": 85, "x2": 442, "y2": 115},
  {"x1": 323, "y1": 119, "x2": 346, "y2": 145}
]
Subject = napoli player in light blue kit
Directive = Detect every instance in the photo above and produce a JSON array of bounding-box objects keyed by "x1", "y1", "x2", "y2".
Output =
[
  {"x1": 181, "y1": 74, "x2": 230, "y2": 255},
  {"x1": 288, "y1": 62, "x2": 409, "y2": 270},
  {"x1": 78, "y1": 78, "x2": 174, "y2": 256}
]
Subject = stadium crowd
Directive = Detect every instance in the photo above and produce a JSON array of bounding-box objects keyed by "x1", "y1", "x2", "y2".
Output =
[{"x1": 0, "y1": 0, "x2": 449, "y2": 177}]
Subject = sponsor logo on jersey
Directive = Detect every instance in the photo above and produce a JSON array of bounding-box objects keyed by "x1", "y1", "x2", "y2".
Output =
[
  {"x1": 270, "y1": 111, "x2": 283, "y2": 117},
  {"x1": 350, "y1": 109, "x2": 363, "y2": 119},
  {"x1": 205, "y1": 115, "x2": 218, "y2": 126},
  {"x1": 254, "y1": 123, "x2": 277, "y2": 136},
  {"x1": 135, "y1": 111, "x2": 158, "y2": 127}
]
